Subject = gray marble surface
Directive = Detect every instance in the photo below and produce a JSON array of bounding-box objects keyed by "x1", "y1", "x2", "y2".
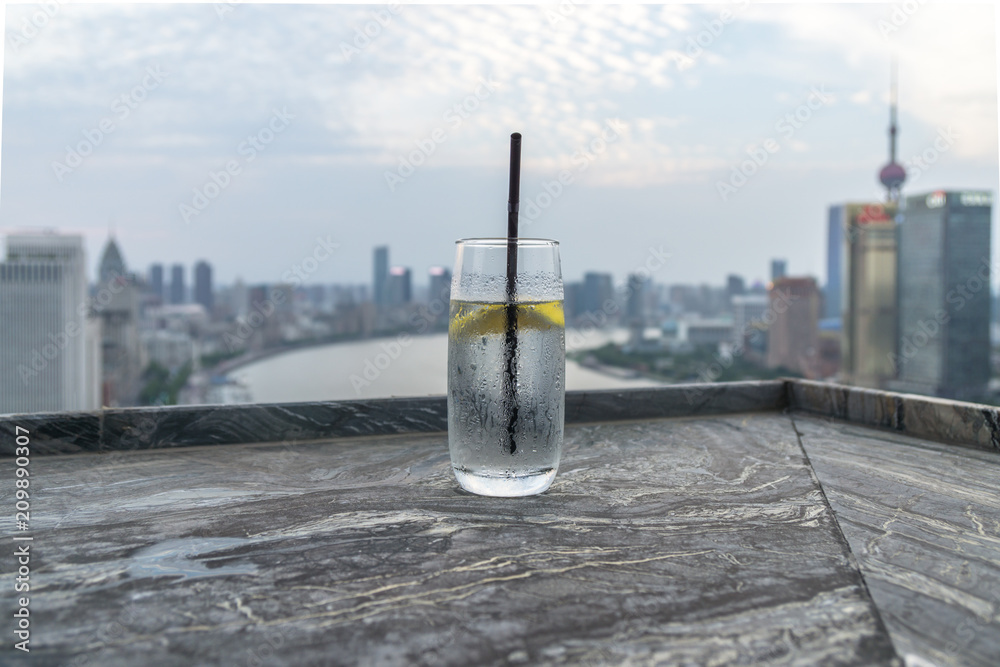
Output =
[
  {"x1": 793, "y1": 414, "x2": 1000, "y2": 667},
  {"x1": 6, "y1": 378, "x2": 1000, "y2": 456},
  {"x1": 0, "y1": 412, "x2": 100, "y2": 455},
  {"x1": 0, "y1": 382, "x2": 787, "y2": 456},
  {"x1": 1, "y1": 413, "x2": 899, "y2": 666},
  {"x1": 789, "y1": 379, "x2": 1000, "y2": 454}
]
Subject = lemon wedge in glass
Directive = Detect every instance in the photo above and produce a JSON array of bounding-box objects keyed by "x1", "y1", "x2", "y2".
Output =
[{"x1": 449, "y1": 300, "x2": 565, "y2": 340}]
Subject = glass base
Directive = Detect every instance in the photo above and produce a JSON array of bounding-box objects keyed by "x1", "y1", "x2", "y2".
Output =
[{"x1": 452, "y1": 467, "x2": 556, "y2": 497}]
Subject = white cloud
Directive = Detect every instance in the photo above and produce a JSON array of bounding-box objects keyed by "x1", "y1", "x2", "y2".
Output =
[{"x1": 3, "y1": 2, "x2": 995, "y2": 187}]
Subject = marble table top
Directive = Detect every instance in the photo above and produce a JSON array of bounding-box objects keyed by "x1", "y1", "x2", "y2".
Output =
[
  {"x1": 3, "y1": 407, "x2": 997, "y2": 666},
  {"x1": 794, "y1": 414, "x2": 1000, "y2": 666}
]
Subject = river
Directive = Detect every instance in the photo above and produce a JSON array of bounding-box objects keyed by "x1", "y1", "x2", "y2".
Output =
[{"x1": 230, "y1": 328, "x2": 664, "y2": 403}]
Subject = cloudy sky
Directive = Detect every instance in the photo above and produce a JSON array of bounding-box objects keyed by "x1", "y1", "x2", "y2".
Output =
[{"x1": 1, "y1": 2, "x2": 997, "y2": 289}]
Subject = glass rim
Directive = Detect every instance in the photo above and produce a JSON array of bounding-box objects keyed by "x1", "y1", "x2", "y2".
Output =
[{"x1": 455, "y1": 237, "x2": 559, "y2": 247}]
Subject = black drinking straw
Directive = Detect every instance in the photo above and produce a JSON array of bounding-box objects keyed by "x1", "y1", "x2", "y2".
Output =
[{"x1": 504, "y1": 133, "x2": 521, "y2": 455}]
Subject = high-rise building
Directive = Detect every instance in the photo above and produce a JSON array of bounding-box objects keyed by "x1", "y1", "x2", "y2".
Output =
[
  {"x1": 387, "y1": 266, "x2": 412, "y2": 306},
  {"x1": 373, "y1": 246, "x2": 389, "y2": 307},
  {"x1": 271, "y1": 283, "x2": 296, "y2": 322},
  {"x1": 564, "y1": 282, "x2": 582, "y2": 322},
  {"x1": 194, "y1": 260, "x2": 214, "y2": 313},
  {"x1": 892, "y1": 190, "x2": 992, "y2": 400},
  {"x1": 244, "y1": 284, "x2": 282, "y2": 347},
  {"x1": 582, "y1": 272, "x2": 613, "y2": 315},
  {"x1": 229, "y1": 278, "x2": 248, "y2": 319},
  {"x1": 96, "y1": 236, "x2": 143, "y2": 407},
  {"x1": 426, "y1": 267, "x2": 452, "y2": 329},
  {"x1": 766, "y1": 277, "x2": 820, "y2": 377},
  {"x1": 149, "y1": 263, "x2": 164, "y2": 303},
  {"x1": 770, "y1": 259, "x2": 787, "y2": 283},
  {"x1": 626, "y1": 274, "x2": 649, "y2": 325},
  {"x1": 428, "y1": 266, "x2": 451, "y2": 306},
  {"x1": 825, "y1": 205, "x2": 844, "y2": 320},
  {"x1": 840, "y1": 202, "x2": 898, "y2": 388},
  {"x1": 99, "y1": 239, "x2": 124, "y2": 283},
  {"x1": 732, "y1": 293, "x2": 769, "y2": 346},
  {"x1": 625, "y1": 274, "x2": 650, "y2": 348},
  {"x1": 839, "y1": 59, "x2": 910, "y2": 387},
  {"x1": 0, "y1": 233, "x2": 101, "y2": 413},
  {"x1": 726, "y1": 274, "x2": 746, "y2": 304},
  {"x1": 170, "y1": 264, "x2": 185, "y2": 304}
]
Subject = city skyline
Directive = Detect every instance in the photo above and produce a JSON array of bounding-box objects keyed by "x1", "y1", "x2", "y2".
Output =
[
  {"x1": 1, "y1": 3, "x2": 996, "y2": 287},
  {"x1": 2, "y1": 182, "x2": 996, "y2": 415},
  {"x1": 86, "y1": 234, "x2": 770, "y2": 295}
]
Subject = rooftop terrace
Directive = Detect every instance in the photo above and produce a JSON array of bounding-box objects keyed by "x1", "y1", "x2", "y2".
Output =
[{"x1": 1, "y1": 380, "x2": 998, "y2": 666}]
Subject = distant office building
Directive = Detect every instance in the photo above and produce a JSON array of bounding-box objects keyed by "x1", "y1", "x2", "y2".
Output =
[
  {"x1": 733, "y1": 293, "x2": 771, "y2": 363},
  {"x1": 826, "y1": 205, "x2": 844, "y2": 320},
  {"x1": 243, "y1": 284, "x2": 283, "y2": 347},
  {"x1": 428, "y1": 266, "x2": 452, "y2": 305},
  {"x1": 625, "y1": 274, "x2": 650, "y2": 348},
  {"x1": 732, "y1": 293, "x2": 769, "y2": 345},
  {"x1": 170, "y1": 264, "x2": 185, "y2": 304},
  {"x1": 387, "y1": 266, "x2": 412, "y2": 306},
  {"x1": 332, "y1": 284, "x2": 364, "y2": 308},
  {"x1": 893, "y1": 190, "x2": 992, "y2": 401},
  {"x1": 271, "y1": 283, "x2": 295, "y2": 321},
  {"x1": 149, "y1": 263, "x2": 164, "y2": 302},
  {"x1": 626, "y1": 274, "x2": 649, "y2": 325},
  {"x1": 679, "y1": 318, "x2": 734, "y2": 347},
  {"x1": 373, "y1": 246, "x2": 389, "y2": 307},
  {"x1": 425, "y1": 267, "x2": 452, "y2": 330},
  {"x1": 564, "y1": 282, "x2": 582, "y2": 321},
  {"x1": 770, "y1": 259, "x2": 787, "y2": 283},
  {"x1": 667, "y1": 285, "x2": 693, "y2": 314},
  {"x1": 766, "y1": 277, "x2": 820, "y2": 376},
  {"x1": 229, "y1": 279, "x2": 248, "y2": 319},
  {"x1": 815, "y1": 327, "x2": 842, "y2": 380},
  {"x1": 841, "y1": 202, "x2": 898, "y2": 389},
  {"x1": 142, "y1": 329, "x2": 195, "y2": 371},
  {"x1": 668, "y1": 284, "x2": 727, "y2": 317},
  {"x1": 147, "y1": 303, "x2": 210, "y2": 335},
  {"x1": 0, "y1": 233, "x2": 101, "y2": 413},
  {"x1": 582, "y1": 272, "x2": 614, "y2": 315},
  {"x1": 194, "y1": 261, "x2": 213, "y2": 313},
  {"x1": 726, "y1": 274, "x2": 746, "y2": 303},
  {"x1": 95, "y1": 236, "x2": 143, "y2": 407},
  {"x1": 248, "y1": 285, "x2": 268, "y2": 310},
  {"x1": 703, "y1": 285, "x2": 728, "y2": 317},
  {"x1": 306, "y1": 284, "x2": 328, "y2": 312}
]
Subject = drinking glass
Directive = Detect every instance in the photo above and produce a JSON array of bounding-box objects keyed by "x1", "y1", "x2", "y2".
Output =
[{"x1": 447, "y1": 238, "x2": 565, "y2": 497}]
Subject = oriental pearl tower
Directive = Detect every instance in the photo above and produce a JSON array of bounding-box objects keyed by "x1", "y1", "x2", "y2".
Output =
[{"x1": 879, "y1": 58, "x2": 906, "y2": 203}]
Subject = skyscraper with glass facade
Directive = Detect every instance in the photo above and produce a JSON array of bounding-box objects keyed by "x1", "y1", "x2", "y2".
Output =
[
  {"x1": 841, "y1": 202, "x2": 898, "y2": 389},
  {"x1": 0, "y1": 233, "x2": 101, "y2": 413},
  {"x1": 893, "y1": 190, "x2": 992, "y2": 401},
  {"x1": 373, "y1": 246, "x2": 389, "y2": 307},
  {"x1": 825, "y1": 205, "x2": 844, "y2": 320}
]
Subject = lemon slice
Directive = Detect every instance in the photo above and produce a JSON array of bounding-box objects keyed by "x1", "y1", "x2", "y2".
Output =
[{"x1": 449, "y1": 300, "x2": 564, "y2": 340}]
